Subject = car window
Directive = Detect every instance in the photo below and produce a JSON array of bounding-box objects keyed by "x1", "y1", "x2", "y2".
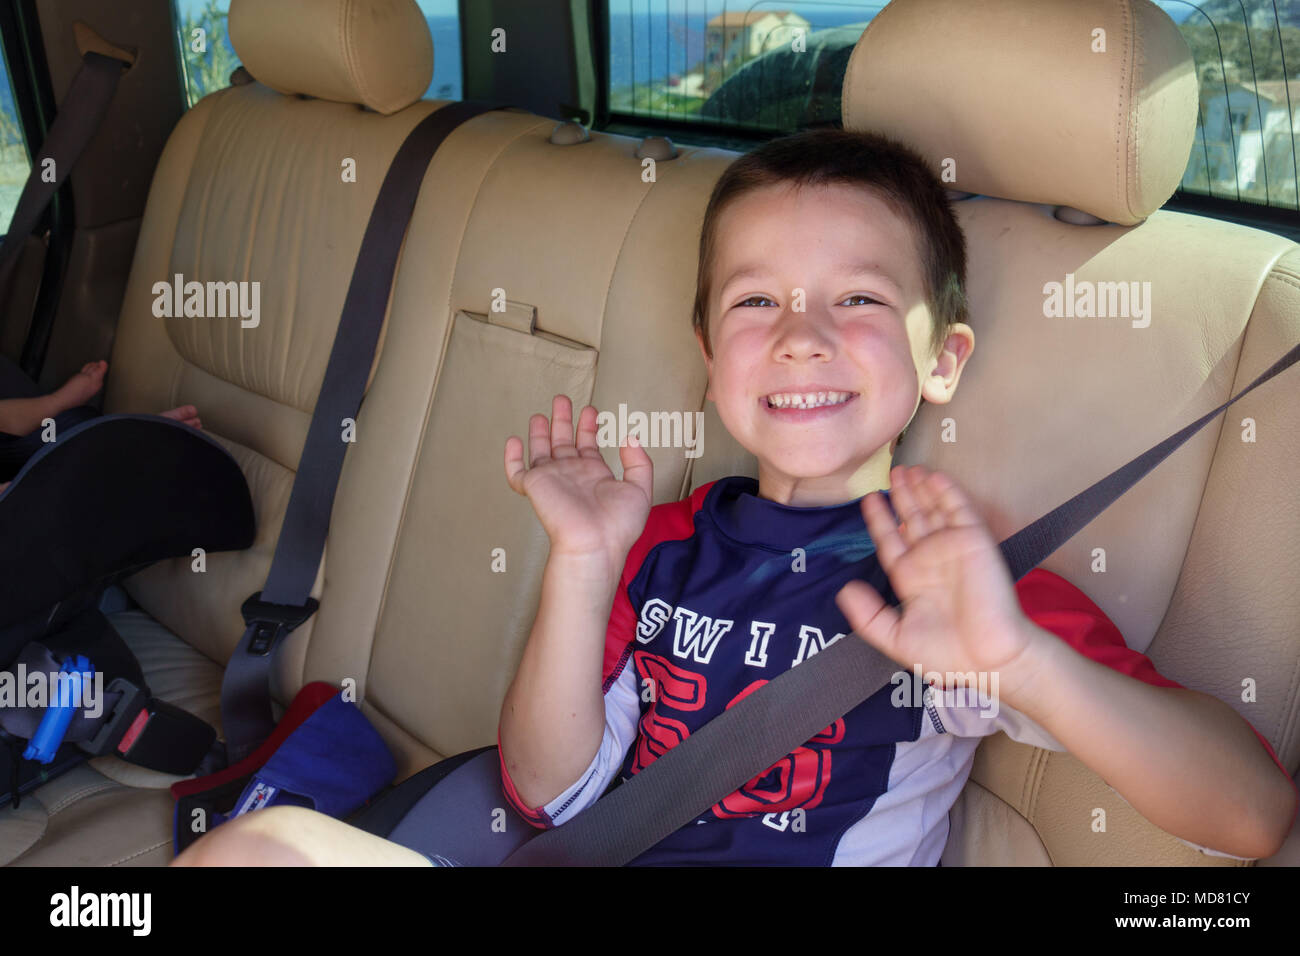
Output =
[
  {"x1": 1176, "y1": 0, "x2": 1300, "y2": 209},
  {"x1": 172, "y1": 0, "x2": 461, "y2": 108},
  {"x1": 0, "y1": 21, "x2": 30, "y2": 233},
  {"x1": 609, "y1": 1, "x2": 1300, "y2": 215},
  {"x1": 173, "y1": 0, "x2": 239, "y2": 107},
  {"x1": 609, "y1": 2, "x2": 880, "y2": 129},
  {"x1": 419, "y1": 0, "x2": 462, "y2": 100}
]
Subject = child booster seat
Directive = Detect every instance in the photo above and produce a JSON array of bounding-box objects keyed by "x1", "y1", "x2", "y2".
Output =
[{"x1": 0, "y1": 413, "x2": 255, "y2": 803}]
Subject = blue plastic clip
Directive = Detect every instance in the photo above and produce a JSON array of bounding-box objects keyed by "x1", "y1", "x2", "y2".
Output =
[{"x1": 24, "y1": 654, "x2": 92, "y2": 764}]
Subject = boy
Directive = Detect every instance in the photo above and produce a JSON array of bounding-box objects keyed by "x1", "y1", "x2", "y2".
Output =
[
  {"x1": 174, "y1": 129, "x2": 1296, "y2": 866},
  {"x1": 0, "y1": 358, "x2": 201, "y2": 490}
]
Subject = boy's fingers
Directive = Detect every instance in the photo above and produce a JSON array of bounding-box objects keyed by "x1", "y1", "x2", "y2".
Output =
[
  {"x1": 931, "y1": 471, "x2": 983, "y2": 528},
  {"x1": 892, "y1": 465, "x2": 932, "y2": 542},
  {"x1": 863, "y1": 490, "x2": 906, "y2": 571},
  {"x1": 836, "y1": 580, "x2": 900, "y2": 658},
  {"x1": 575, "y1": 405, "x2": 603, "y2": 458},
  {"x1": 504, "y1": 436, "x2": 526, "y2": 493},
  {"x1": 550, "y1": 394, "x2": 578, "y2": 458},
  {"x1": 528, "y1": 413, "x2": 552, "y2": 466},
  {"x1": 908, "y1": 465, "x2": 945, "y2": 532},
  {"x1": 912, "y1": 466, "x2": 943, "y2": 535},
  {"x1": 618, "y1": 435, "x2": 653, "y2": 500}
]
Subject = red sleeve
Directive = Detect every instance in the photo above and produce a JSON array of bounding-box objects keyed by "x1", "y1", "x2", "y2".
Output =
[
  {"x1": 600, "y1": 481, "x2": 715, "y2": 688},
  {"x1": 1016, "y1": 568, "x2": 1295, "y2": 797},
  {"x1": 499, "y1": 480, "x2": 718, "y2": 828},
  {"x1": 497, "y1": 725, "x2": 552, "y2": 828},
  {"x1": 1015, "y1": 567, "x2": 1183, "y2": 690}
]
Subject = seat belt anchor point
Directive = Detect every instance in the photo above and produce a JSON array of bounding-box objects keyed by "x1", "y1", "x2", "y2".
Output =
[{"x1": 240, "y1": 593, "x2": 320, "y2": 656}]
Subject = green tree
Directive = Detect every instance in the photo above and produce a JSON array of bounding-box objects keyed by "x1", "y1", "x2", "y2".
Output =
[
  {"x1": 177, "y1": 0, "x2": 239, "y2": 106},
  {"x1": 1178, "y1": 23, "x2": 1300, "y2": 86}
]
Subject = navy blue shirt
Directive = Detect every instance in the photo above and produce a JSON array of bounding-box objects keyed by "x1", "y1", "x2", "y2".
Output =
[{"x1": 500, "y1": 476, "x2": 1190, "y2": 865}]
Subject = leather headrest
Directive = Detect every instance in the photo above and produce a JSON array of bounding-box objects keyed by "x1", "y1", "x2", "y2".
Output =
[
  {"x1": 229, "y1": 0, "x2": 433, "y2": 115},
  {"x1": 842, "y1": 0, "x2": 1198, "y2": 225}
]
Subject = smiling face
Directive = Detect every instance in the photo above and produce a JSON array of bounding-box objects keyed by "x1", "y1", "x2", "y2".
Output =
[{"x1": 697, "y1": 181, "x2": 974, "y2": 506}]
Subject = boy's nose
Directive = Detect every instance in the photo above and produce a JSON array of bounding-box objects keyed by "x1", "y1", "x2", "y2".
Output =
[{"x1": 772, "y1": 309, "x2": 835, "y2": 361}]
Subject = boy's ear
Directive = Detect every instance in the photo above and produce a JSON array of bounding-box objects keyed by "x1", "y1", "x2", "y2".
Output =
[
  {"x1": 920, "y1": 323, "x2": 974, "y2": 405},
  {"x1": 695, "y1": 329, "x2": 714, "y2": 401}
]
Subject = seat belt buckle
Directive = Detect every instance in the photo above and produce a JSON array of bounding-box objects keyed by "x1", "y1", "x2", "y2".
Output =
[
  {"x1": 79, "y1": 677, "x2": 148, "y2": 758},
  {"x1": 240, "y1": 593, "x2": 320, "y2": 656},
  {"x1": 113, "y1": 699, "x2": 216, "y2": 775},
  {"x1": 80, "y1": 678, "x2": 215, "y2": 774}
]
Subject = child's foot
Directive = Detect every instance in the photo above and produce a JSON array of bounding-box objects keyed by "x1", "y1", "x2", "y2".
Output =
[
  {"x1": 51, "y1": 360, "x2": 108, "y2": 414},
  {"x1": 159, "y1": 404, "x2": 201, "y2": 430}
]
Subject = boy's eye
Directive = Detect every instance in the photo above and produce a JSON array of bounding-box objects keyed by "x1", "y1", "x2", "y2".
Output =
[{"x1": 733, "y1": 293, "x2": 882, "y2": 308}]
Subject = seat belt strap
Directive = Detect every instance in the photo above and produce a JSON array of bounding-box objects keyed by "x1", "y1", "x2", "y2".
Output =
[
  {"x1": 219, "y1": 100, "x2": 510, "y2": 765},
  {"x1": 998, "y1": 339, "x2": 1300, "y2": 580},
  {"x1": 503, "y1": 338, "x2": 1300, "y2": 866},
  {"x1": 0, "y1": 51, "x2": 130, "y2": 289}
]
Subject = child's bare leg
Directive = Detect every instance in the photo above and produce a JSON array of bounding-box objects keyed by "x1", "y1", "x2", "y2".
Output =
[{"x1": 170, "y1": 805, "x2": 433, "y2": 867}]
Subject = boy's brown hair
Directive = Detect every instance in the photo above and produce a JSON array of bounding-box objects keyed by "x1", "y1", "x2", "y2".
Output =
[{"x1": 691, "y1": 128, "x2": 968, "y2": 364}]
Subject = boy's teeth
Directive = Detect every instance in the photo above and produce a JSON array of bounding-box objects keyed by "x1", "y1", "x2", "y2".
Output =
[{"x1": 765, "y1": 390, "x2": 852, "y2": 409}]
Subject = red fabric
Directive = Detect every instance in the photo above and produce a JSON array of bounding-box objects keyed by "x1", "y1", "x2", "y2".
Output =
[
  {"x1": 1016, "y1": 567, "x2": 1296, "y2": 830},
  {"x1": 601, "y1": 481, "x2": 716, "y2": 688},
  {"x1": 1015, "y1": 567, "x2": 1184, "y2": 690},
  {"x1": 169, "y1": 681, "x2": 339, "y2": 799},
  {"x1": 497, "y1": 726, "x2": 551, "y2": 828}
]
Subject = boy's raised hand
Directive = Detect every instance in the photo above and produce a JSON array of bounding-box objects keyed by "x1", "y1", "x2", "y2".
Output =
[
  {"x1": 834, "y1": 464, "x2": 1035, "y2": 684},
  {"x1": 505, "y1": 394, "x2": 654, "y2": 574}
]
